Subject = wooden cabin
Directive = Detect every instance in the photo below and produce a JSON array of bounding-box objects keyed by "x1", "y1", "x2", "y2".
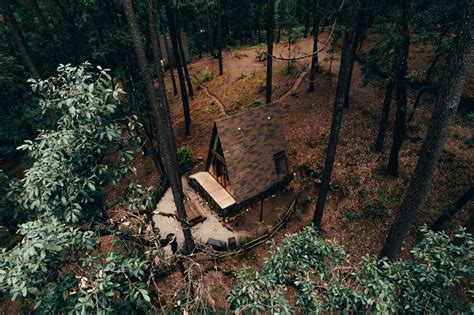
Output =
[{"x1": 190, "y1": 103, "x2": 289, "y2": 214}]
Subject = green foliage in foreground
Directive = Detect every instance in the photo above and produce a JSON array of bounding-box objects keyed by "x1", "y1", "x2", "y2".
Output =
[
  {"x1": 228, "y1": 226, "x2": 473, "y2": 314},
  {"x1": 0, "y1": 63, "x2": 157, "y2": 313}
]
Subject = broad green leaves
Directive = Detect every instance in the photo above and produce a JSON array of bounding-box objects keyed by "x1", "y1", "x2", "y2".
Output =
[
  {"x1": 19, "y1": 62, "x2": 139, "y2": 223},
  {"x1": 228, "y1": 225, "x2": 473, "y2": 313}
]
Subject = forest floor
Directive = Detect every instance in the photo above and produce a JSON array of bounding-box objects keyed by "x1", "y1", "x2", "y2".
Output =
[
  {"x1": 1, "y1": 31, "x2": 472, "y2": 313},
  {"x1": 152, "y1": 32, "x2": 473, "y2": 310}
]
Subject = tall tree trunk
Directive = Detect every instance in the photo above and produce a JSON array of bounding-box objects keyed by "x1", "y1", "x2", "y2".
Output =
[
  {"x1": 379, "y1": 1, "x2": 473, "y2": 260},
  {"x1": 277, "y1": 0, "x2": 284, "y2": 43},
  {"x1": 205, "y1": 0, "x2": 214, "y2": 56},
  {"x1": 407, "y1": 52, "x2": 442, "y2": 123},
  {"x1": 386, "y1": 0, "x2": 410, "y2": 177},
  {"x1": 164, "y1": 0, "x2": 191, "y2": 135},
  {"x1": 308, "y1": 1, "x2": 320, "y2": 92},
  {"x1": 217, "y1": 0, "x2": 223, "y2": 75},
  {"x1": 313, "y1": 4, "x2": 358, "y2": 228},
  {"x1": 123, "y1": 0, "x2": 195, "y2": 255},
  {"x1": 343, "y1": 2, "x2": 365, "y2": 109},
  {"x1": 174, "y1": 10, "x2": 194, "y2": 98},
  {"x1": 161, "y1": 22, "x2": 178, "y2": 96},
  {"x1": 0, "y1": 1, "x2": 40, "y2": 80},
  {"x1": 374, "y1": 60, "x2": 397, "y2": 151},
  {"x1": 146, "y1": 0, "x2": 168, "y2": 175},
  {"x1": 266, "y1": 0, "x2": 275, "y2": 104},
  {"x1": 430, "y1": 186, "x2": 474, "y2": 231},
  {"x1": 303, "y1": 0, "x2": 310, "y2": 38}
]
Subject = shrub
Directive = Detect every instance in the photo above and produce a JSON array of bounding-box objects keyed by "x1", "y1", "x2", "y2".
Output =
[
  {"x1": 177, "y1": 146, "x2": 194, "y2": 174},
  {"x1": 228, "y1": 225, "x2": 473, "y2": 313}
]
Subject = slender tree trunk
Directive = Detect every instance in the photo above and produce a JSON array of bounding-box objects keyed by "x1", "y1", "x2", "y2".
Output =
[
  {"x1": 407, "y1": 52, "x2": 442, "y2": 123},
  {"x1": 379, "y1": 1, "x2": 473, "y2": 260},
  {"x1": 374, "y1": 58, "x2": 397, "y2": 152},
  {"x1": 303, "y1": 0, "x2": 310, "y2": 38},
  {"x1": 217, "y1": 0, "x2": 223, "y2": 75},
  {"x1": 308, "y1": 2, "x2": 320, "y2": 92},
  {"x1": 430, "y1": 186, "x2": 474, "y2": 231},
  {"x1": 0, "y1": 1, "x2": 40, "y2": 80},
  {"x1": 164, "y1": 0, "x2": 191, "y2": 135},
  {"x1": 386, "y1": 0, "x2": 410, "y2": 177},
  {"x1": 313, "y1": 4, "x2": 358, "y2": 228},
  {"x1": 373, "y1": 79, "x2": 394, "y2": 151},
  {"x1": 161, "y1": 22, "x2": 178, "y2": 96},
  {"x1": 205, "y1": 0, "x2": 214, "y2": 56},
  {"x1": 343, "y1": 2, "x2": 365, "y2": 109},
  {"x1": 174, "y1": 10, "x2": 194, "y2": 98},
  {"x1": 266, "y1": 0, "x2": 275, "y2": 104},
  {"x1": 123, "y1": 0, "x2": 195, "y2": 255},
  {"x1": 277, "y1": 0, "x2": 284, "y2": 43}
]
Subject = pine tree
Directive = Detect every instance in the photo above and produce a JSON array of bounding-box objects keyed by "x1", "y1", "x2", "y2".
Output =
[
  {"x1": 123, "y1": 0, "x2": 195, "y2": 255},
  {"x1": 380, "y1": 0, "x2": 474, "y2": 259}
]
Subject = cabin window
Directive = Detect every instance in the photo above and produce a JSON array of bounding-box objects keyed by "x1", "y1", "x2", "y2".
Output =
[{"x1": 274, "y1": 151, "x2": 288, "y2": 177}]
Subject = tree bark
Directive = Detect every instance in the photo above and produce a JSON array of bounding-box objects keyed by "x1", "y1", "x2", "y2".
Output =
[
  {"x1": 146, "y1": 0, "x2": 168, "y2": 175},
  {"x1": 161, "y1": 22, "x2": 178, "y2": 96},
  {"x1": 266, "y1": 0, "x2": 275, "y2": 104},
  {"x1": 313, "y1": 3, "x2": 358, "y2": 228},
  {"x1": 430, "y1": 186, "x2": 474, "y2": 231},
  {"x1": 308, "y1": 1, "x2": 320, "y2": 93},
  {"x1": 407, "y1": 52, "x2": 442, "y2": 123},
  {"x1": 343, "y1": 2, "x2": 365, "y2": 109},
  {"x1": 217, "y1": 0, "x2": 223, "y2": 75},
  {"x1": 205, "y1": 0, "x2": 215, "y2": 56},
  {"x1": 174, "y1": 9, "x2": 194, "y2": 98},
  {"x1": 386, "y1": 0, "x2": 410, "y2": 177},
  {"x1": 379, "y1": 1, "x2": 473, "y2": 260},
  {"x1": 303, "y1": 0, "x2": 310, "y2": 38},
  {"x1": 123, "y1": 0, "x2": 195, "y2": 255},
  {"x1": 164, "y1": 0, "x2": 191, "y2": 135},
  {"x1": 0, "y1": 0, "x2": 40, "y2": 80},
  {"x1": 276, "y1": 0, "x2": 284, "y2": 43},
  {"x1": 374, "y1": 59, "x2": 397, "y2": 152}
]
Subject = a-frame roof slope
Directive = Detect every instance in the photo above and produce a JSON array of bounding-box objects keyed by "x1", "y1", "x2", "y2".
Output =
[{"x1": 213, "y1": 103, "x2": 287, "y2": 204}]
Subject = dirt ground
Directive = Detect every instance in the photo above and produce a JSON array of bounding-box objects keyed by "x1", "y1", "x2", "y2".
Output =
[
  {"x1": 1, "y1": 30, "x2": 472, "y2": 313},
  {"x1": 153, "y1": 31, "x2": 473, "y2": 311}
]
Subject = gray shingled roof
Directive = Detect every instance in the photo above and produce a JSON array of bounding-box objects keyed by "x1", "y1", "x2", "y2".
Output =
[{"x1": 212, "y1": 103, "x2": 288, "y2": 204}]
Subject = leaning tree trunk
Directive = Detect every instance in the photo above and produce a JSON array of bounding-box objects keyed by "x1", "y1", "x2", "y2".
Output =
[
  {"x1": 313, "y1": 3, "x2": 358, "y2": 228},
  {"x1": 374, "y1": 60, "x2": 397, "y2": 152},
  {"x1": 308, "y1": 1, "x2": 320, "y2": 92},
  {"x1": 0, "y1": 1, "x2": 40, "y2": 80},
  {"x1": 386, "y1": 0, "x2": 410, "y2": 177},
  {"x1": 266, "y1": 0, "x2": 275, "y2": 104},
  {"x1": 164, "y1": 0, "x2": 191, "y2": 135},
  {"x1": 430, "y1": 186, "x2": 474, "y2": 231},
  {"x1": 123, "y1": 0, "x2": 195, "y2": 255},
  {"x1": 174, "y1": 9, "x2": 194, "y2": 98},
  {"x1": 379, "y1": 1, "x2": 473, "y2": 260},
  {"x1": 216, "y1": 0, "x2": 223, "y2": 75}
]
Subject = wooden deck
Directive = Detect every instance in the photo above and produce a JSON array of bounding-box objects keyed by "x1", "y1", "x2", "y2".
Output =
[{"x1": 189, "y1": 172, "x2": 236, "y2": 210}]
